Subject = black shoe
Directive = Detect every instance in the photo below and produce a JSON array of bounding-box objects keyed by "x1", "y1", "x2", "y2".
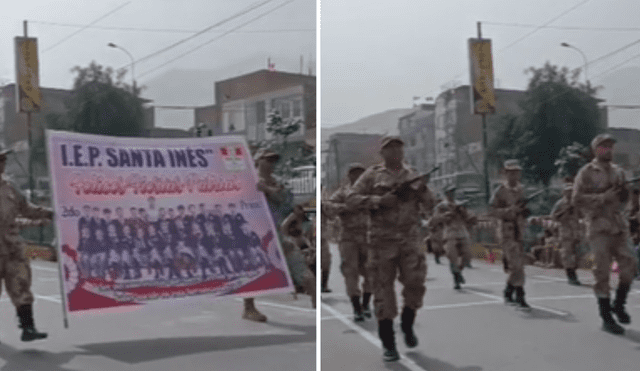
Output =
[
  {"x1": 612, "y1": 284, "x2": 631, "y2": 325},
  {"x1": 400, "y1": 307, "x2": 418, "y2": 348},
  {"x1": 383, "y1": 348, "x2": 400, "y2": 362},
  {"x1": 321, "y1": 270, "x2": 332, "y2": 293},
  {"x1": 351, "y1": 296, "x2": 365, "y2": 322},
  {"x1": 362, "y1": 293, "x2": 372, "y2": 318},
  {"x1": 434, "y1": 255, "x2": 441, "y2": 264},
  {"x1": 504, "y1": 284, "x2": 516, "y2": 305},
  {"x1": 567, "y1": 269, "x2": 581, "y2": 286},
  {"x1": 458, "y1": 272, "x2": 466, "y2": 284},
  {"x1": 453, "y1": 273, "x2": 461, "y2": 290},
  {"x1": 515, "y1": 287, "x2": 532, "y2": 312},
  {"x1": 599, "y1": 298, "x2": 625, "y2": 335},
  {"x1": 17, "y1": 304, "x2": 48, "y2": 342},
  {"x1": 379, "y1": 319, "x2": 399, "y2": 361}
]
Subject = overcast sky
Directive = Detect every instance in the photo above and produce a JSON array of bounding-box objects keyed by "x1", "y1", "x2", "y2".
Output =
[
  {"x1": 321, "y1": 0, "x2": 640, "y2": 129},
  {"x1": 2, "y1": 0, "x2": 315, "y2": 128}
]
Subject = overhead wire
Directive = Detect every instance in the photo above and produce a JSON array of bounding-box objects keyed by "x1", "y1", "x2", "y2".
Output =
[
  {"x1": 482, "y1": 21, "x2": 640, "y2": 32},
  {"x1": 42, "y1": 1, "x2": 131, "y2": 53},
  {"x1": 29, "y1": 20, "x2": 312, "y2": 34},
  {"x1": 137, "y1": 0, "x2": 297, "y2": 80},
  {"x1": 126, "y1": 0, "x2": 276, "y2": 69}
]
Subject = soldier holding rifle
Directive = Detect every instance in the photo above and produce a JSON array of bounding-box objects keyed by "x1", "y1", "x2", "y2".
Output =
[
  {"x1": 489, "y1": 159, "x2": 537, "y2": 311},
  {"x1": 572, "y1": 134, "x2": 637, "y2": 335},
  {"x1": 347, "y1": 136, "x2": 435, "y2": 362},
  {"x1": 551, "y1": 182, "x2": 583, "y2": 286},
  {"x1": 432, "y1": 185, "x2": 477, "y2": 290}
]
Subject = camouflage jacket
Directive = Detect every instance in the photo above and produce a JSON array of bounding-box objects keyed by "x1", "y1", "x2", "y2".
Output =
[
  {"x1": 346, "y1": 163, "x2": 435, "y2": 240},
  {"x1": 550, "y1": 197, "x2": 581, "y2": 241},
  {"x1": 489, "y1": 182, "x2": 526, "y2": 242},
  {"x1": 329, "y1": 183, "x2": 368, "y2": 236},
  {"x1": 0, "y1": 178, "x2": 53, "y2": 256},
  {"x1": 572, "y1": 160, "x2": 628, "y2": 236},
  {"x1": 432, "y1": 199, "x2": 475, "y2": 240}
]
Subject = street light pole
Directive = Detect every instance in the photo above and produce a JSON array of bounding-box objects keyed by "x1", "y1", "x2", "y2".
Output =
[
  {"x1": 108, "y1": 42, "x2": 136, "y2": 94},
  {"x1": 561, "y1": 42, "x2": 589, "y2": 83}
]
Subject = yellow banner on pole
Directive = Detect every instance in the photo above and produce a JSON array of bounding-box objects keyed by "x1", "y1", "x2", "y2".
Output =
[
  {"x1": 15, "y1": 37, "x2": 41, "y2": 112},
  {"x1": 468, "y1": 38, "x2": 495, "y2": 114}
]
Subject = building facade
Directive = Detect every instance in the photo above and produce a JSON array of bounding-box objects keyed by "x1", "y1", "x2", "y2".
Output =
[
  {"x1": 323, "y1": 133, "x2": 383, "y2": 191},
  {"x1": 398, "y1": 104, "x2": 436, "y2": 174}
]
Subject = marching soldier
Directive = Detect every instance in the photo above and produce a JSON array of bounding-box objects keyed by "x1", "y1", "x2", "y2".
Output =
[
  {"x1": 550, "y1": 182, "x2": 582, "y2": 285},
  {"x1": 489, "y1": 159, "x2": 532, "y2": 311},
  {"x1": 0, "y1": 149, "x2": 53, "y2": 341},
  {"x1": 329, "y1": 163, "x2": 374, "y2": 321},
  {"x1": 426, "y1": 207, "x2": 445, "y2": 265},
  {"x1": 347, "y1": 136, "x2": 435, "y2": 362},
  {"x1": 572, "y1": 134, "x2": 637, "y2": 335},
  {"x1": 432, "y1": 185, "x2": 477, "y2": 290}
]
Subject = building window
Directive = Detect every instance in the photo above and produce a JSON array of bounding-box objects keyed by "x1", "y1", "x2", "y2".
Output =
[
  {"x1": 256, "y1": 101, "x2": 266, "y2": 123},
  {"x1": 281, "y1": 101, "x2": 291, "y2": 119},
  {"x1": 293, "y1": 99, "x2": 302, "y2": 117}
]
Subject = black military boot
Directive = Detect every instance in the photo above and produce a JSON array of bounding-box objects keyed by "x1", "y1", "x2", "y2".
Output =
[
  {"x1": 504, "y1": 284, "x2": 516, "y2": 305},
  {"x1": 599, "y1": 297, "x2": 624, "y2": 335},
  {"x1": 612, "y1": 284, "x2": 631, "y2": 325},
  {"x1": 17, "y1": 304, "x2": 47, "y2": 342},
  {"x1": 453, "y1": 272, "x2": 461, "y2": 290},
  {"x1": 567, "y1": 269, "x2": 581, "y2": 286},
  {"x1": 400, "y1": 307, "x2": 418, "y2": 348},
  {"x1": 378, "y1": 319, "x2": 399, "y2": 362},
  {"x1": 362, "y1": 292, "x2": 372, "y2": 318},
  {"x1": 515, "y1": 287, "x2": 532, "y2": 312},
  {"x1": 321, "y1": 270, "x2": 332, "y2": 293},
  {"x1": 434, "y1": 253, "x2": 441, "y2": 265},
  {"x1": 351, "y1": 296, "x2": 365, "y2": 322}
]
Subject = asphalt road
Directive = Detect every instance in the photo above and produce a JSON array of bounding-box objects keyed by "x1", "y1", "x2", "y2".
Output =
[
  {"x1": 0, "y1": 260, "x2": 316, "y2": 371},
  {"x1": 321, "y1": 241, "x2": 640, "y2": 371}
]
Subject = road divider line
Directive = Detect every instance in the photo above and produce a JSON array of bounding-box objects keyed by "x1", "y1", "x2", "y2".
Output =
[{"x1": 322, "y1": 302, "x2": 430, "y2": 371}]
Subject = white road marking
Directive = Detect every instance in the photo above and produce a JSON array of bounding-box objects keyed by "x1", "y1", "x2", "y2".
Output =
[
  {"x1": 35, "y1": 294, "x2": 62, "y2": 303},
  {"x1": 464, "y1": 288, "x2": 570, "y2": 316},
  {"x1": 31, "y1": 265, "x2": 59, "y2": 273},
  {"x1": 321, "y1": 302, "x2": 430, "y2": 371}
]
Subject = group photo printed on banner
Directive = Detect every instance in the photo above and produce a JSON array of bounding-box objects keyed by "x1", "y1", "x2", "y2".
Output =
[{"x1": 47, "y1": 131, "x2": 294, "y2": 314}]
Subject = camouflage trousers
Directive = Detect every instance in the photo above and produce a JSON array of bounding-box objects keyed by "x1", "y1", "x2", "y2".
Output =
[
  {"x1": 431, "y1": 237, "x2": 445, "y2": 256},
  {"x1": 445, "y1": 237, "x2": 471, "y2": 274},
  {"x1": 589, "y1": 232, "x2": 637, "y2": 299},
  {"x1": 369, "y1": 231, "x2": 427, "y2": 320},
  {"x1": 0, "y1": 250, "x2": 34, "y2": 307},
  {"x1": 503, "y1": 239, "x2": 525, "y2": 287},
  {"x1": 338, "y1": 233, "x2": 373, "y2": 297},
  {"x1": 560, "y1": 238, "x2": 580, "y2": 270}
]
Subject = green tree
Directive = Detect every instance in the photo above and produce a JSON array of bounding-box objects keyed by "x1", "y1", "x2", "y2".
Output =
[
  {"x1": 487, "y1": 113, "x2": 523, "y2": 169},
  {"x1": 500, "y1": 62, "x2": 602, "y2": 187},
  {"x1": 66, "y1": 61, "x2": 145, "y2": 137},
  {"x1": 554, "y1": 142, "x2": 591, "y2": 181}
]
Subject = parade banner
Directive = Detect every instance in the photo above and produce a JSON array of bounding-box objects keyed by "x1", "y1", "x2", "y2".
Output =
[
  {"x1": 468, "y1": 38, "x2": 496, "y2": 114},
  {"x1": 47, "y1": 130, "x2": 294, "y2": 315}
]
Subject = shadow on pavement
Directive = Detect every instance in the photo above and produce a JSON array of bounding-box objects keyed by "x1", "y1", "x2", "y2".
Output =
[
  {"x1": 0, "y1": 346, "x2": 83, "y2": 371},
  {"x1": 406, "y1": 352, "x2": 482, "y2": 371},
  {"x1": 76, "y1": 321, "x2": 315, "y2": 364},
  {"x1": 622, "y1": 328, "x2": 640, "y2": 346}
]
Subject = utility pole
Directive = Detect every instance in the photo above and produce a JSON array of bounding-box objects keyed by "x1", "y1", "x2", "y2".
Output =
[
  {"x1": 23, "y1": 20, "x2": 34, "y2": 205},
  {"x1": 478, "y1": 21, "x2": 491, "y2": 205}
]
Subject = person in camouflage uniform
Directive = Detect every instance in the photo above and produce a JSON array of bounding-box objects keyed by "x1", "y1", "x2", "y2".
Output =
[
  {"x1": 550, "y1": 183, "x2": 582, "y2": 285},
  {"x1": 432, "y1": 185, "x2": 477, "y2": 290},
  {"x1": 329, "y1": 163, "x2": 373, "y2": 321},
  {"x1": 347, "y1": 136, "x2": 435, "y2": 362},
  {"x1": 489, "y1": 159, "x2": 532, "y2": 312},
  {"x1": 0, "y1": 149, "x2": 53, "y2": 342},
  {"x1": 281, "y1": 206, "x2": 316, "y2": 308},
  {"x1": 572, "y1": 134, "x2": 637, "y2": 335},
  {"x1": 426, "y1": 205, "x2": 445, "y2": 265}
]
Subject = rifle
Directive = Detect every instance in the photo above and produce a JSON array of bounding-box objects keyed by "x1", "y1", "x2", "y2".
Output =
[
  {"x1": 513, "y1": 189, "x2": 545, "y2": 240},
  {"x1": 391, "y1": 165, "x2": 441, "y2": 202}
]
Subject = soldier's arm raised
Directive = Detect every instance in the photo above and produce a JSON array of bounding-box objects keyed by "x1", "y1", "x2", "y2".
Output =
[{"x1": 16, "y1": 189, "x2": 53, "y2": 220}]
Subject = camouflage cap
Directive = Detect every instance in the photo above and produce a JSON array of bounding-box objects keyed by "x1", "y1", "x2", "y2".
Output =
[
  {"x1": 253, "y1": 148, "x2": 280, "y2": 162},
  {"x1": 503, "y1": 159, "x2": 522, "y2": 171},
  {"x1": 380, "y1": 135, "x2": 404, "y2": 149},
  {"x1": 591, "y1": 133, "x2": 616, "y2": 150},
  {"x1": 347, "y1": 162, "x2": 366, "y2": 173}
]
